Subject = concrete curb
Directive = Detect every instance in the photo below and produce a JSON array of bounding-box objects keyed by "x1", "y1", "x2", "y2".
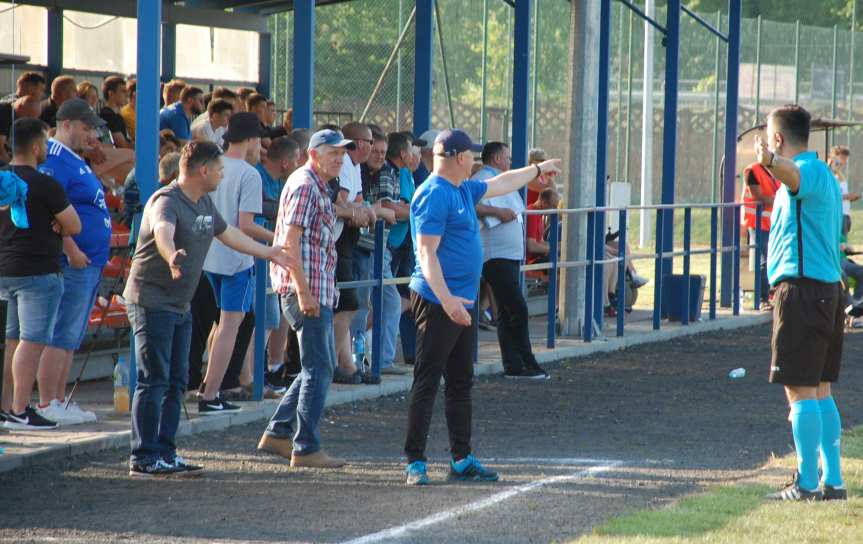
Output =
[{"x1": 0, "y1": 313, "x2": 770, "y2": 474}]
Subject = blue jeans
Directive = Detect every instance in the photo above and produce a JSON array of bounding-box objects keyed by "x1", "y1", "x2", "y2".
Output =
[
  {"x1": 50, "y1": 264, "x2": 102, "y2": 350},
  {"x1": 0, "y1": 273, "x2": 64, "y2": 344},
  {"x1": 128, "y1": 304, "x2": 193, "y2": 466},
  {"x1": 350, "y1": 248, "x2": 401, "y2": 368},
  {"x1": 265, "y1": 300, "x2": 335, "y2": 455}
]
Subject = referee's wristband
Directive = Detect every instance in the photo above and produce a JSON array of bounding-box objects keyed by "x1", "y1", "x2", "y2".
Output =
[{"x1": 534, "y1": 163, "x2": 542, "y2": 179}]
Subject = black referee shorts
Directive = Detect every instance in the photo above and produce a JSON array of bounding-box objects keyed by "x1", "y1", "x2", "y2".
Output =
[{"x1": 769, "y1": 279, "x2": 844, "y2": 387}]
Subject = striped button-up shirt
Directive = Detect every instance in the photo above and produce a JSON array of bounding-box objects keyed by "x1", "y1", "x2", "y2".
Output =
[{"x1": 271, "y1": 165, "x2": 338, "y2": 308}]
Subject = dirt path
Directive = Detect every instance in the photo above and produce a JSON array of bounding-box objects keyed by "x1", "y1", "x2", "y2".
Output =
[{"x1": 2, "y1": 324, "x2": 862, "y2": 544}]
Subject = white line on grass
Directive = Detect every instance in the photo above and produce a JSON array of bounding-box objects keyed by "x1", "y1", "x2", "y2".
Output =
[
  {"x1": 345, "y1": 456, "x2": 622, "y2": 467},
  {"x1": 339, "y1": 461, "x2": 622, "y2": 544}
]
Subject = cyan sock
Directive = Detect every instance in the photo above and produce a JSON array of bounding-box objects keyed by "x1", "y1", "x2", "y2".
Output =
[
  {"x1": 818, "y1": 396, "x2": 844, "y2": 488},
  {"x1": 790, "y1": 399, "x2": 822, "y2": 491}
]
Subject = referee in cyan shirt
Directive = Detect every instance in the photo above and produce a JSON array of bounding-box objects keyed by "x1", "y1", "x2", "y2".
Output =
[
  {"x1": 403, "y1": 129, "x2": 560, "y2": 485},
  {"x1": 755, "y1": 105, "x2": 847, "y2": 501}
]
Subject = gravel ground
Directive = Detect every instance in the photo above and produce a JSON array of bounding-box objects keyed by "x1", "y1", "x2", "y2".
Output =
[{"x1": 2, "y1": 324, "x2": 862, "y2": 544}]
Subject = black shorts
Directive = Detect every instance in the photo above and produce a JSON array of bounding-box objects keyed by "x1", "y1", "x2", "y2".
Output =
[
  {"x1": 335, "y1": 255, "x2": 358, "y2": 313},
  {"x1": 770, "y1": 279, "x2": 844, "y2": 386}
]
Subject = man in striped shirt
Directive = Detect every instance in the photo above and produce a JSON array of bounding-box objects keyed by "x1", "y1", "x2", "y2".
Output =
[{"x1": 257, "y1": 129, "x2": 355, "y2": 469}]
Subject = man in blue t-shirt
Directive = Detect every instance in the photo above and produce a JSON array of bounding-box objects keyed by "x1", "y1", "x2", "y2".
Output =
[
  {"x1": 756, "y1": 105, "x2": 846, "y2": 502},
  {"x1": 36, "y1": 98, "x2": 113, "y2": 425},
  {"x1": 402, "y1": 129, "x2": 560, "y2": 485},
  {"x1": 159, "y1": 86, "x2": 204, "y2": 142}
]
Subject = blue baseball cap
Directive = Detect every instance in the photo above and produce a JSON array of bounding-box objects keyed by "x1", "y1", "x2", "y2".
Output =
[
  {"x1": 308, "y1": 129, "x2": 357, "y2": 152},
  {"x1": 433, "y1": 129, "x2": 483, "y2": 157}
]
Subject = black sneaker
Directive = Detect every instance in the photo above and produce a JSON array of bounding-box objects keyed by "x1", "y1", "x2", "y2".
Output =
[
  {"x1": 198, "y1": 395, "x2": 242, "y2": 416},
  {"x1": 504, "y1": 367, "x2": 549, "y2": 381},
  {"x1": 524, "y1": 361, "x2": 550, "y2": 380},
  {"x1": 448, "y1": 454, "x2": 499, "y2": 482},
  {"x1": 0, "y1": 410, "x2": 7, "y2": 423},
  {"x1": 168, "y1": 456, "x2": 205, "y2": 478},
  {"x1": 765, "y1": 471, "x2": 822, "y2": 501},
  {"x1": 2, "y1": 406, "x2": 58, "y2": 430},
  {"x1": 129, "y1": 459, "x2": 179, "y2": 479},
  {"x1": 821, "y1": 484, "x2": 848, "y2": 501},
  {"x1": 265, "y1": 366, "x2": 290, "y2": 393}
]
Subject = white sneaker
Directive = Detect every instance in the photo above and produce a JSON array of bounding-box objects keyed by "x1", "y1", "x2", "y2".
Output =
[
  {"x1": 38, "y1": 400, "x2": 86, "y2": 426},
  {"x1": 65, "y1": 399, "x2": 97, "y2": 422},
  {"x1": 631, "y1": 274, "x2": 649, "y2": 288}
]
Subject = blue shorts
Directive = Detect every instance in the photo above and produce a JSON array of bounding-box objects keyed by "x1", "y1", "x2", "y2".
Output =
[
  {"x1": 49, "y1": 264, "x2": 103, "y2": 350},
  {"x1": 207, "y1": 267, "x2": 254, "y2": 313},
  {"x1": 0, "y1": 273, "x2": 64, "y2": 345}
]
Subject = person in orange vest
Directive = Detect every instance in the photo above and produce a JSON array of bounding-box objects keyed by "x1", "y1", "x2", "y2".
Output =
[{"x1": 741, "y1": 161, "x2": 780, "y2": 305}]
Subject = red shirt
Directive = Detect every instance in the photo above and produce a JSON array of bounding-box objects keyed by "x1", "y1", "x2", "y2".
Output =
[{"x1": 526, "y1": 202, "x2": 545, "y2": 264}]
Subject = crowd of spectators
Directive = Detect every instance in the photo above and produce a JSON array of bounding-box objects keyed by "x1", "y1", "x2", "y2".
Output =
[{"x1": 0, "y1": 70, "x2": 562, "y2": 449}]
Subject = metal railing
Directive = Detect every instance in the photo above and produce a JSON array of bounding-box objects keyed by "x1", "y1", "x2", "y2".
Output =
[{"x1": 239, "y1": 200, "x2": 765, "y2": 402}]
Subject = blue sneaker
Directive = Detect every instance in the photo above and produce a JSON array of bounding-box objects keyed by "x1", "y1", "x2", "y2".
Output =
[
  {"x1": 449, "y1": 454, "x2": 499, "y2": 482},
  {"x1": 405, "y1": 460, "x2": 430, "y2": 485}
]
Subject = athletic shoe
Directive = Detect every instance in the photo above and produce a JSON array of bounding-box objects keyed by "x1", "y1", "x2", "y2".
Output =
[
  {"x1": 0, "y1": 410, "x2": 6, "y2": 423},
  {"x1": 765, "y1": 471, "x2": 821, "y2": 501},
  {"x1": 38, "y1": 400, "x2": 86, "y2": 426},
  {"x1": 129, "y1": 459, "x2": 179, "y2": 478},
  {"x1": 198, "y1": 395, "x2": 242, "y2": 416},
  {"x1": 65, "y1": 400, "x2": 97, "y2": 423},
  {"x1": 406, "y1": 460, "x2": 430, "y2": 485},
  {"x1": 264, "y1": 368, "x2": 289, "y2": 394},
  {"x1": 821, "y1": 484, "x2": 848, "y2": 501},
  {"x1": 381, "y1": 365, "x2": 409, "y2": 375},
  {"x1": 169, "y1": 456, "x2": 205, "y2": 477},
  {"x1": 524, "y1": 361, "x2": 551, "y2": 380},
  {"x1": 504, "y1": 368, "x2": 549, "y2": 381},
  {"x1": 2, "y1": 406, "x2": 58, "y2": 430},
  {"x1": 333, "y1": 369, "x2": 363, "y2": 385},
  {"x1": 449, "y1": 454, "x2": 499, "y2": 482},
  {"x1": 631, "y1": 274, "x2": 649, "y2": 288}
]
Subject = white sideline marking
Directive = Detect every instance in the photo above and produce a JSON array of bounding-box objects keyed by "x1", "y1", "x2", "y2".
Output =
[
  {"x1": 339, "y1": 461, "x2": 622, "y2": 544},
  {"x1": 346, "y1": 456, "x2": 622, "y2": 467}
]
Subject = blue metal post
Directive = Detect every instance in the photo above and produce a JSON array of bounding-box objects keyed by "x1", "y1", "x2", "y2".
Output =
[
  {"x1": 512, "y1": 0, "x2": 531, "y2": 171},
  {"x1": 754, "y1": 205, "x2": 763, "y2": 310},
  {"x1": 709, "y1": 206, "x2": 718, "y2": 320},
  {"x1": 293, "y1": 0, "x2": 315, "y2": 129},
  {"x1": 659, "y1": 0, "x2": 681, "y2": 282},
  {"x1": 258, "y1": 32, "x2": 273, "y2": 97},
  {"x1": 653, "y1": 208, "x2": 664, "y2": 330},
  {"x1": 253, "y1": 260, "x2": 266, "y2": 401},
  {"x1": 161, "y1": 23, "x2": 176, "y2": 83},
  {"x1": 370, "y1": 220, "x2": 385, "y2": 379},
  {"x1": 721, "y1": 0, "x2": 742, "y2": 307},
  {"x1": 414, "y1": 0, "x2": 434, "y2": 136},
  {"x1": 131, "y1": 0, "x2": 162, "y2": 401},
  {"x1": 594, "y1": 0, "x2": 613, "y2": 329},
  {"x1": 584, "y1": 211, "x2": 596, "y2": 342},
  {"x1": 616, "y1": 209, "x2": 627, "y2": 336},
  {"x1": 682, "y1": 207, "x2": 692, "y2": 325},
  {"x1": 46, "y1": 9, "x2": 63, "y2": 82},
  {"x1": 733, "y1": 206, "x2": 741, "y2": 316},
  {"x1": 547, "y1": 212, "x2": 559, "y2": 348}
]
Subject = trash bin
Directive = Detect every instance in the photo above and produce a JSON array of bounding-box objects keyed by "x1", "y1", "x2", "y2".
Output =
[{"x1": 661, "y1": 274, "x2": 705, "y2": 322}]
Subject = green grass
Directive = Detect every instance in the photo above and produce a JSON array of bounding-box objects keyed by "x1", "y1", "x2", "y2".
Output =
[{"x1": 571, "y1": 427, "x2": 863, "y2": 544}]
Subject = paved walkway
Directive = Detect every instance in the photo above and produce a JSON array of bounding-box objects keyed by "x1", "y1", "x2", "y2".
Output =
[{"x1": 0, "y1": 307, "x2": 769, "y2": 473}]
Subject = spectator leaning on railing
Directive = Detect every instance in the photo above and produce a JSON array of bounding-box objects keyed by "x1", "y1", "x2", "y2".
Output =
[
  {"x1": 36, "y1": 99, "x2": 113, "y2": 426},
  {"x1": 0, "y1": 118, "x2": 81, "y2": 430},
  {"x1": 122, "y1": 140, "x2": 293, "y2": 478}
]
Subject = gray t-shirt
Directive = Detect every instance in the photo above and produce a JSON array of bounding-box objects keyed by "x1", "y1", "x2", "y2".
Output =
[
  {"x1": 203, "y1": 156, "x2": 263, "y2": 276},
  {"x1": 474, "y1": 165, "x2": 525, "y2": 262},
  {"x1": 123, "y1": 182, "x2": 228, "y2": 313}
]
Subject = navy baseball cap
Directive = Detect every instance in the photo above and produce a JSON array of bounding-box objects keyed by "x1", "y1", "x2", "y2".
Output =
[
  {"x1": 308, "y1": 129, "x2": 357, "y2": 152},
  {"x1": 433, "y1": 129, "x2": 483, "y2": 157}
]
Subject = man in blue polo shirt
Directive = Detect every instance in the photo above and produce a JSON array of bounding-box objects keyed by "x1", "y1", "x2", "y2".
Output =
[
  {"x1": 402, "y1": 129, "x2": 559, "y2": 485},
  {"x1": 37, "y1": 98, "x2": 112, "y2": 425},
  {"x1": 755, "y1": 104, "x2": 846, "y2": 502},
  {"x1": 159, "y1": 86, "x2": 204, "y2": 142}
]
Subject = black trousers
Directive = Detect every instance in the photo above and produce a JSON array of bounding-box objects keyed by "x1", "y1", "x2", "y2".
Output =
[
  {"x1": 188, "y1": 273, "x2": 254, "y2": 392},
  {"x1": 482, "y1": 258, "x2": 538, "y2": 374},
  {"x1": 404, "y1": 292, "x2": 474, "y2": 463}
]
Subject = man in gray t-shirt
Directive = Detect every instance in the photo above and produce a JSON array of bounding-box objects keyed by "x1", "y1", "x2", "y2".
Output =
[{"x1": 124, "y1": 141, "x2": 292, "y2": 478}]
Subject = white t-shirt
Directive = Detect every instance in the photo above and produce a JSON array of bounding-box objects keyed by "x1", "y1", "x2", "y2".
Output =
[
  {"x1": 840, "y1": 180, "x2": 852, "y2": 215},
  {"x1": 335, "y1": 155, "x2": 363, "y2": 240},
  {"x1": 192, "y1": 118, "x2": 225, "y2": 146},
  {"x1": 203, "y1": 156, "x2": 263, "y2": 275}
]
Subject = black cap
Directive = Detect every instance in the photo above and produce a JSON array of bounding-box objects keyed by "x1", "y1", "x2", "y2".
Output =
[
  {"x1": 223, "y1": 112, "x2": 264, "y2": 143},
  {"x1": 55, "y1": 98, "x2": 106, "y2": 128}
]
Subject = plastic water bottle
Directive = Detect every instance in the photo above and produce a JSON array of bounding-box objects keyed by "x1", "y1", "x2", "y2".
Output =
[
  {"x1": 728, "y1": 368, "x2": 746, "y2": 379},
  {"x1": 353, "y1": 335, "x2": 366, "y2": 368},
  {"x1": 113, "y1": 356, "x2": 130, "y2": 412}
]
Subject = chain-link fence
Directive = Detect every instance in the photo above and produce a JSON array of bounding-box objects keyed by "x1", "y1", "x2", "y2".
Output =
[{"x1": 269, "y1": 2, "x2": 863, "y2": 206}]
